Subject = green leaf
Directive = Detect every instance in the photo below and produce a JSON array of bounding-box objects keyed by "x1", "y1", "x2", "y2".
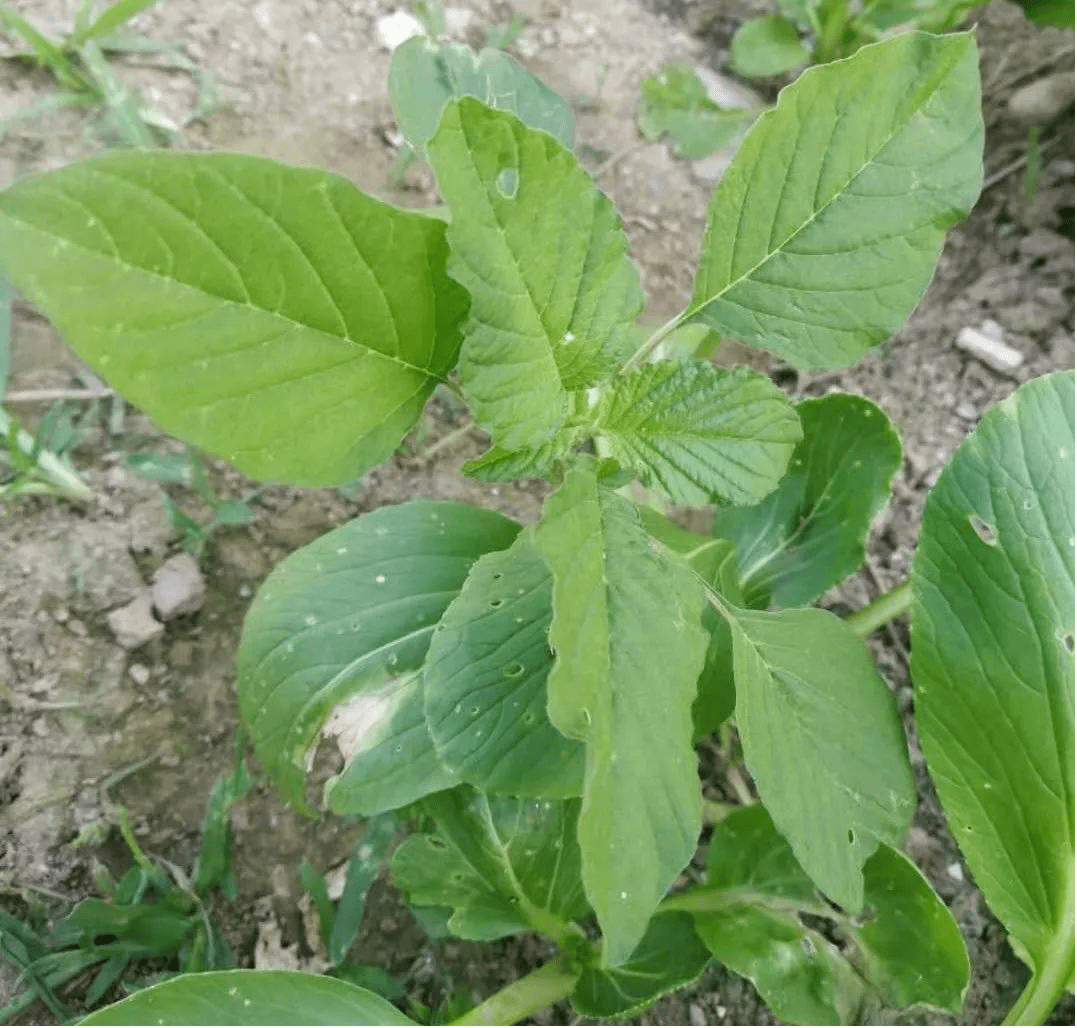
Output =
[
  {"x1": 594, "y1": 360, "x2": 801, "y2": 506},
  {"x1": 713, "y1": 393, "x2": 902, "y2": 608},
  {"x1": 390, "y1": 786, "x2": 586, "y2": 942},
  {"x1": 76, "y1": 969, "x2": 418, "y2": 1025},
  {"x1": 705, "y1": 803, "x2": 818, "y2": 903},
  {"x1": 1014, "y1": 0, "x2": 1075, "y2": 26},
  {"x1": 911, "y1": 372, "x2": 1074, "y2": 1003},
  {"x1": 730, "y1": 17, "x2": 810, "y2": 78},
  {"x1": 429, "y1": 99, "x2": 644, "y2": 451},
  {"x1": 424, "y1": 532, "x2": 584, "y2": 796},
  {"x1": 534, "y1": 457, "x2": 708, "y2": 965},
  {"x1": 235, "y1": 501, "x2": 520, "y2": 815},
  {"x1": 0, "y1": 152, "x2": 468, "y2": 485},
  {"x1": 689, "y1": 32, "x2": 983, "y2": 370},
  {"x1": 388, "y1": 37, "x2": 574, "y2": 158},
  {"x1": 67, "y1": 898, "x2": 195, "y2": 952},
  {"x1": 638, "y1": 64, "x2": 754, "y2": 159},
  {"x1": 853, "y1": 845, "x2": 969, "y2": 1012},
  {"x1": 695, "y1": 904, "x2": 866, "y2": 1024},
  {"x1": 329, "y1": 815, "x2": 398, "y2": 966},
  {"x1": 461, "y1": 425, "x2": 582, "y2": 482},
  {"x1": 724, "y1": 605, "x2": 916, "y2": 911},
  {"x1": 571, "y1": 913, "x2": 711, "y2": 1017}
]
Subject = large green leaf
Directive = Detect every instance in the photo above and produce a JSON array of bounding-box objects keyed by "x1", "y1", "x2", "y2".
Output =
[
  {"x1": 911, "y1": 372, "x2": 1074, "y2": 1003},
  {"x1": 534, "y1": 458, "x2": 708, "y2": 965},
  {"x1": 691, "y1": 804, "x2": 866, "y2": 1023},
  {"x1": 236, "y1": 502, "x2": 520, "y2": 815},
  {"x1": 724, "y1": 605, "x2": 916, "y2": 910},
  {"x1": 593, "y1": 360, "x2": 801, "y2": 506},
  {"x1": 429, "y1": 99, "x2": 644, "y2": 451},
  {"x1": 423, "y1": 532, "x2": 584, "y2": 796},
  {"x1": 638, "y1": 64, "x2": 754, "y2": 160},
  {"x1": 388, "y1": 37, "x2": 574, "y2": 157},
  {"x1": 77, "y1": 970, "x2": 417, "y2": 1025},
  {"x1": 695, "y1": 904, "x2": 866, "y2": 1024},
  {"x1": 571, "y1": 913, "x2": 711, "y2": 1017},
  {"x1": 854, "y1": 845, "x2": 969, "y2": 1013},
  {"x1": 460, "y1": 424, "x2": 582, "y2": 482},
  {"x1": 730, "y1": 16, "x2": 810, "y2": 78},
  {"x1": 687, "y1": 32, "x2": 983, "y2": 369},
  {"x1": 0, "y1": 152, "x2": 468, "y2": 485},
  {"x1": 713, "y1": 393, "x2": 902, "y2": 608},
  {"x1": 390, "y1": 787, "x2": 587, "y2": 943}
]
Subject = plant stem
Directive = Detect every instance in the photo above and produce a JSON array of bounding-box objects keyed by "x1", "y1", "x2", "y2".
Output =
[
  {"x1": 701, "y1": 798, "x2": 734, "y2": 825},
  {"x1": 844, "y1": 579, "x2": 912, "y2": 638},
  {"x1": 619, "y1": 312, "x2": 683, "y2": 373},
  {"x1": 1002, "y1": 873, "x2": 1074, "y2": 1026},
  {"x1": 418, "y1": 419, "x2": 475, "y2": 460},
  {"x1": 449, "y1": 957, "x2": 580, "y2": 1026},
  {"x1": 0, "y1": 407, "x2": 94, "y2": 504}
]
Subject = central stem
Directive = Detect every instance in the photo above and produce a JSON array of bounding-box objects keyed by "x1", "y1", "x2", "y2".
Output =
[
  {"x1": 844, "y1": 579, "x2": 912, "y2": 638},
  {"x1": 449, "y1": 957, "x2": 580, "y2": 1026}
]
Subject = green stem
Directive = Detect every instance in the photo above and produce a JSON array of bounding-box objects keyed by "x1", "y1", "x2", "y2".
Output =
[
  {"x1": 418, "y1": 419, "x2": 475, "y2": 460},
  {"x1": 449, "y1": 957, "x2": 580, "y2": 1026},
  {"x1": 0, "y1": 408, "x2": 93, "y2": 504},
  {"x1": 619, "y1": 312, "x2": 683, "y2": 373},
  {"x1": 1002, "y1": 873, "x2": 1074, "y2": 1026},
  {"x1": 844, "y1": 579, "x2": 912, "y2": 638}
]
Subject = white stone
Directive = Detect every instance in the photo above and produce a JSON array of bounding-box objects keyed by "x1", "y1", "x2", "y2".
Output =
[
  {"x1": 108, "y1": 593, "x2": 164, "y2": 650},
  {"x1": 375, "y1": 10, "x2": 424, "y2": 51},
  {"x1": 152, "y1": 552, "x2": 206, "y2": 620}
]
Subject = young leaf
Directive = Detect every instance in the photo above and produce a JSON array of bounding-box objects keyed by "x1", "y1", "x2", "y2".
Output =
[
  {"x1": 598, "y1": 359, "x2": 801, "y2": 508},
  {"x1": 695, "y1": 905, "x2": 866, "y2": 1025},
  {"x1": 638, "y1": 64, "x2": 753, "y2": 160},
  {"x1": 0, "y1": 152, "x2": 468, "y2": 485},
  {"x1": 235, "y1": 502, "x2": 520, "y2": 816},
  {"x1": 571, "y1": 913, "x2": 711, "y2": 1017},
  {"x1": 424, "y1": 532, "x2": 584, "y2": 796},
  {"x1": 428, "y1": 99, "x2": 644, "y2": 451},
  {"x1": 460, "y1": 425, "x2": 582, "y2": 482},
  {"x1": 724, "y1": 605, "x2": 916, "y2": 911},
  {"x1": 729, "y1": 16, "x2": 810, "y2": 78},
  {"x1": 713, "y1": 393, "x2": 902, "y2": 608},
  {"x1": 911, "y1": 372, "x2": 1074, "y2": 1007},
  {"x1": 76, "y1": 969, "x2": 418, "y2": 1025},
  {"x1": 534, "y1": 457, "x2": 708, "y2": 965},
  {"x1": 852, "y1": 845, "x2": 969, "y2": 1013},
  {"x1": 593, "y1": 360, "x2": 802, "y2": 506},
  {"x1": 390, "y1": 787, "x2": 587, "y2": 943},
  {"x1": 688, "y1": 32, "x2": 983, "y2": 370},
  {"x1": 388, "y1": 37, "x2": 574, "y2": 157}
]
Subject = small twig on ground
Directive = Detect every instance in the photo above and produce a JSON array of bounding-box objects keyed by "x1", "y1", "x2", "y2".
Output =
[{"x1": 4, "y1": 387, "x2": 114, "y2": 403}]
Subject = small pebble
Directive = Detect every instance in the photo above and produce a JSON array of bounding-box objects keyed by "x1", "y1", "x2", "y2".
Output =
[
  {"x1": 946, "y1": 861, "x2": 964, "y2": 882},
  {"x1": 153, "y1": 553, "x2": 206, "y2": 620},
  {"x1": 107, "y1": 594, "x2": 164, "y2": 650},
  {"x1": 956, "y1": 402, "x2": 978, "y2": 421},
  {"x1": 128, "y1": 663, "x2": 150, "y2": 686}
]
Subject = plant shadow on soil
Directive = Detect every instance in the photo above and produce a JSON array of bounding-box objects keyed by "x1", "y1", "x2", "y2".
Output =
[{"x1": 0, "y1": 0, "x2": 1073, "y2": 1024}]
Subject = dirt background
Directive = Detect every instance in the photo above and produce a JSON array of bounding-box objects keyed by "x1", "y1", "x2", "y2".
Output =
[{"x1": 0, "y1": 0, "x2": 1073, "y2": 1024}]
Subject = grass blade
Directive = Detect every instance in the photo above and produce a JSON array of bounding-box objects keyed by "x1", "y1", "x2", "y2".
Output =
[
  {"x1": 72, "y1": 0, "x2": 161, "y2": 46},
  {"x1": 78, "y1": 38, "x2": 158, "y2": 146},
  {"x1": 0, "y1": 272, "x2": 11, "y2": 396},
  {"x1": 0, "y1": 4, "x2": 80, "y2": 88}
]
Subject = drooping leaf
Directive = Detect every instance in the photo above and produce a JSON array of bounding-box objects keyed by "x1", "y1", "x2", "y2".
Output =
[
  {"x1": 713, "y1": 393, "x2": 902, "y2": 608},
  {"x1": 638, "y1": 64, "x2": 754, "y2": 159},
  {"x1": 571, "y1": 913, "x2": 711, "y2": 1017},
  {"x1": 594, "y1": 360, "x2": 801, "y2": 506},
  {"x1": 390, "y1": 786, "x2": 587, "y2": 942},
  {"x1": 236, "y1": 502, "x2": 519, "y2": 815},
  {"x1": 730, "y1": 16, "x2": 810, "y2": 78},
  {"x1": 695, "y1": 905, "x2": 867, "y2": 1025},
  {"x1": 674, "y1": 806, "x2": 867, "y2": 1023},
  {"x1": 329, "y1": 815, "x2": 399, "y2": 967},
  {"x1": 723, "y1": 605, "x2": 916, "y2": 911},
  {"x1": 423, "y1": 532, "x2": 584, "y2": 796},
  {"x1": 534, "y1": 457, "x2": 708, "y2": 965},
  {"x1": 0, "y1": 152, "x2": 468, "y2": 485},
  {"x1": 688, "y1": 32, "x2": 983, "y2": 369},
  {"x1": 76, "y1": 969, "x2": 417, "y2": 1025},
  {"x1": 911, "y1": 372, "x2": 1074, "y2": 996},
  {"x1": 388, "y1": 37, "x2": 574, "y2": 158},
  {"x1": 461, "y1": 425, "x2": 582, "y2": 482},
  {"x1": 853, "y1": 845, "x2": 969, "y2": 1013},
  {"x1": 428, "y1": 99, "x2": 644, "y2": 451}
]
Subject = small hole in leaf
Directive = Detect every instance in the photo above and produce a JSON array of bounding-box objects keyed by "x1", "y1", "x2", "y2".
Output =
[
  {"x1": 847, "y1": 828, "x2": 856, "y2": 845},
  {"x1": 496, "y1": 168, "x2": 518, "y2": 198},
  {"x1": 1064, "y1": 634, "x2": 1074, "y2": 655},
  {"x1": 503, "y1": 662, "x2": 525, "y2": 677},
  {"x1": 489, "y1": 598, "x2": 504, "y2": 608},
  {"x1": 968, "y1": 515, "x2": 998, "y2": 546},
  {"x1": 429, "y1": 838, "x2": 447, "y2": 851},
  {"x1": 491, "y1": 572, "x2": 503, "y2": 580},
  {"x1": 800, "y1": 936, "x2": 816, "y2": 955}
]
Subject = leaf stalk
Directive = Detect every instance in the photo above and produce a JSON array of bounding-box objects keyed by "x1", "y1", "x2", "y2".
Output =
[
  {"x1": 844, "y1": 578, "x2": 912, "y2": 638},
  {"x1": 449, "y1": 956, "x2": 580, "y2": 1026}
]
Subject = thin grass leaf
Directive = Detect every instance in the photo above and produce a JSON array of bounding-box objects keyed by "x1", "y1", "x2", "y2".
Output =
[
  {"x1": 84, "y1": 952, "x2": 130, "y2": 1007},
  {"x1": 78, "y1": 38, "x2": 158, "y2": 146},
  {"x1": 300, "y1": 859, "x2": 336, "y2": 953},
  {"x1": 0, "y1": 91, "x2": 96, "y2": 142},
  {"x1": 72, "y1": 0, "x2": 162, "y2": 46},
  {"x1": 0, "y1": 4, "x2": 80, "y2": 88}
]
